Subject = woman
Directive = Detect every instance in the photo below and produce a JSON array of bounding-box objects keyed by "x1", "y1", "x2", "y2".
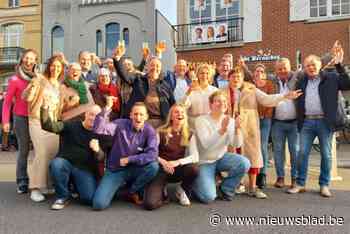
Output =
[
  {"x1": 182, "y1": 63, "x2": 218, "y2": 128},
  {"x1": 143, "y1": 104, "x2": 199, "y2": 210},
  {"x1": 114, "y1": 45, "x2": 175, "y2": 128},
  {"x1": 252, "y1": 64, "x2": 276, "y2": 189},
  {"x1": 89, "y1": 68, "x2": 121, "y2": 120},
  {"x1": 60, "y1": 62, "x2": 95, "y2": 121},
  {"x1": 22, "y1": 55, "x2": 65, "y2": 202},
  {"x1": 2, "y1": 49, "x2": 38, "y2": 194},
  {"x1": 225, "y1": 66, "x2": 301, "y2": 199}
]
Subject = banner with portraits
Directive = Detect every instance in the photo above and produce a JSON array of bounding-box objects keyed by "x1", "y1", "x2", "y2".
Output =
[{"x1": 191, "y1": 22, "x2": 228, "y2": 44}]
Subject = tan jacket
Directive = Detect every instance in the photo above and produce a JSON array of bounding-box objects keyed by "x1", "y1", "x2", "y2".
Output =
[
  {"x1": 224, "y1": 82, "x2": 285, "y2": 168},
  {"x1": 22, "y1": 75, "x2": 64, "y2": 121}
]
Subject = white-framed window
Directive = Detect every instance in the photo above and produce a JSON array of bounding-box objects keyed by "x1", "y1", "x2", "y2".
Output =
[
  {"x1": 310, "y1": 0, "x2": 328, "y2": 17},
  {"x1": 189, "y1": 0, "x2": 240, "y2": 23},
  {"x1": 2, "y1": 23, "x2": 23, "y2": 47},
  {"x1": 332, "y1": 0, "x2": 350, "y2": 16},
  {"x1": 122, "y1": 28, "x2": 129, "y2": 47},
  {"x1": 8, "y1": 0, "x2": 19, "y2": 8},
  {"x1": 52, "y1": 26, "x2": 64, "y2": 55},
  {"x1": 105, "y1": 23, "x2": 120, "y2": 57}
]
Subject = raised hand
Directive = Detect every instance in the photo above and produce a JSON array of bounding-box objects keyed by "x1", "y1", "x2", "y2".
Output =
[
  {"x1": 105, "y1": 95, "x2": 116, "y2": 111},
  {"x1": 284, "y1": 89, "x2": 303, "y2": 99},
  {"x1": 113, "y1": 44, "x2": 126, "y2": 60},
  {"x1": 219, "y1": 115, "x2": 230, "y2": 135},
  {"x1": 237, "y1": 56, "x2": 247, "y2": 68}
]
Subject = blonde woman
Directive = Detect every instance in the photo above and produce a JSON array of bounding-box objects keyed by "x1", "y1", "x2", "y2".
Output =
[
  {"x1": 144, "y1": 104, "x2": 199, "y2": 210},
  {"x1": 182, "y1": 63, "x2": 218, "y2": 127},
  {"x1": 22, "y1": 55, "x2": 65, "y2": 202}
]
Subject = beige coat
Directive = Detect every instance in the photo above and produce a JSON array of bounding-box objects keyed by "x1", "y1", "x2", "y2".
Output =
[{"x1": 224, "y1": 82, "x2": 285, "y2": 168}]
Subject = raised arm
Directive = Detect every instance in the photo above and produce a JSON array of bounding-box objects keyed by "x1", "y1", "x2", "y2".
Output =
[
  {"x1": 93, "y1": 109, "x2": 118, "y2": 136},
  {"x1": 40, "y1": 106, "x2": 65, "y2": 134}
]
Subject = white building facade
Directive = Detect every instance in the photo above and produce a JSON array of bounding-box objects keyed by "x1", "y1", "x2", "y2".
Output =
[{"x1": 43, "y1": 0, "x2": 176, "y2": 69}]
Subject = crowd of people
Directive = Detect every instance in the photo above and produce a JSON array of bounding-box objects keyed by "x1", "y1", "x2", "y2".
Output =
[{"x1": 1, "y1": 40, "x2": 349, "y2": 211}]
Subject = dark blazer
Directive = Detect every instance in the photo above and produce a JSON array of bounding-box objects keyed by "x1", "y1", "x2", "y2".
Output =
[
  {"x1": 114, "y1": 58, "x2": 175, "y2": 120},
  {"x1": 296, "y1": 64, "x2": 350, "y2": 130},
  {"x1": 164, "y1": 71, "x2": 191, "y2": 91}
]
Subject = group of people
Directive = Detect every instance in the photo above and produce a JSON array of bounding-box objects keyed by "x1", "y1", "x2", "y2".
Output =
[{"x1": 1, "y1": 40, "x2": 349, "y2": 211}]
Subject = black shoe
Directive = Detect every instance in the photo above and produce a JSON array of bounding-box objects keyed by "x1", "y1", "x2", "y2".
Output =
[
  {"x1": 217, "y1": 188, "x2": 234, "y2": 201},
  {"x1": 256, "y1": 173, "x2": 266, "y2": 189},
  {"x1": 17, "y1": 185, "x2": 28, "y2": 194}
]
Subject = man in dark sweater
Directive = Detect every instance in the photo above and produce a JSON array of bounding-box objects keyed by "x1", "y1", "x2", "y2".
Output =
[{"x1": 41, "y1": 103, "x2": 104, "y2": 210}]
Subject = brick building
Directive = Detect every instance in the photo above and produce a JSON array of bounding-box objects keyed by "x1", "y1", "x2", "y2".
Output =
[{"x1": 175, "y1": 0, "x2": 350, "y2": 71}]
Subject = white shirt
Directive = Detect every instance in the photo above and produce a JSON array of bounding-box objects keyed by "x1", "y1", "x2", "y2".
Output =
[
  {"x1": 173, "y1": 77, "x2": 189, "y2": 102},
  {"x1": 274, "y1": 80, "x2": 297, "y2": 120},
  {"x1": 195, "y1": 114, "x2": 243, "y2": 164}
]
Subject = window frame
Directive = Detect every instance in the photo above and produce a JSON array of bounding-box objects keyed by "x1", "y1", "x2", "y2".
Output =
[
  {"x1": 8, "y1": 0, "x2": 19, "y2": 8},
  {"x1": 51, "y1": 25, "x2": 64, "y2": 56},
  {"x1": 105, "y1": 22, "x2": 120, "y2": 57},
  {"x1": 2, "y1": 23, "x2": 23, "y2": 47}
]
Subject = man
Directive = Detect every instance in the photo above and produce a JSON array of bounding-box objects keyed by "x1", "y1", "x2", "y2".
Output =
[
  {"x1": 288, "y1": 42, "x2": 350, "y2": 197},
  {"x1": 270, "y1": 58, "x2": 300, "y2": 189},
  {"x1": 104, "y1": 58, "x2": 118, "y2": 84},
  {"x1": 165, "y1": 59, "x2": 192, "y2": 102},
  {"x1": 41, "y1": 102, "x2": 103, "y2": 210},
  {"x1": 213, "y1": 59, "x2": 231, "y2": 89},
  {"x1": 92, "y1": 101, "x2": 159, "y2": 210},
  {"x1": 79, "y1": 51, "x2": 100, "y2": 85},
  {"x1": 192, "y1": 91, "x2": 250, "y2": 203}
]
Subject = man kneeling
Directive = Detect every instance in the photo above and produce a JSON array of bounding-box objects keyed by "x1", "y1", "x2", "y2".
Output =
[
  {"x1": 193, "y1": 91, "x2": 250, "y2": 203},
  {"x1": 92, "y1": 101, "x2": 159, "y2": 210},
  {"x1": 41, "y1": 102, "x2": 104, "y2": 210}
]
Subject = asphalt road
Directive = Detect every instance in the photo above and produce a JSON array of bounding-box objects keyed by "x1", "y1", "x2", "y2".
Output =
[{"x1": 0, "y1": 182, "x2": 349, "y2": 234}]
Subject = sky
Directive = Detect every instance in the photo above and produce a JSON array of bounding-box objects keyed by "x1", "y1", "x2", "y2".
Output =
[{"x1": 156, "y1": 0, "x2": 177, "y2": 25}]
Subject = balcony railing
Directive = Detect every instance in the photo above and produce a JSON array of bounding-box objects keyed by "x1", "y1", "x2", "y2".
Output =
[
  {"x1": 0, "y1": 47, "x2": 25, "y2": 65},
  {"x1": 173, "y1": 17, "x2": 244, "y2": 50}
]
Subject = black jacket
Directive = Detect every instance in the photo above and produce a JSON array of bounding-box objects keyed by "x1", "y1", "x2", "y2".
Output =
[
  {"x1": 114, "y1": 58, "x2": 175, "y2": 120},
  {"x1": 296, "y1": 64, "x2": 350, "y2": 130}
]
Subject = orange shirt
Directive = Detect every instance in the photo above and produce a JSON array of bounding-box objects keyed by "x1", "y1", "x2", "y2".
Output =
[{"x1": 256, "y1": 79, "x2": 276, "y2": 118}]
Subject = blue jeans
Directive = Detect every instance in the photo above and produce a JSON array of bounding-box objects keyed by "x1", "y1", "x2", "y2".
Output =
[
  {"x1": 50, "y1": 158, "x2": 97, "y2": 204},
  {"x1": 192, "y1": 153, "x2": 250, "y2": 204},
  {"x1": 297, "y1": 119, "x2": 333, "y2": 187},
  {"x1": 92, "y1": 161, "x2": 159, "y2": 210},
  {"x1": 259, "y1": 118, "x2": 272, "y2": 175},
  {"x1": 13, "y1": 115, "x2": 30, "y2": 187},
  {"x1": 271, "y1": 120, "x2": 299, "y2": 179}
]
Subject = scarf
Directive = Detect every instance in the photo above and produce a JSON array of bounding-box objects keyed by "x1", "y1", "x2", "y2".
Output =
[
  {"x1": 64, "y1": 77, "x2": 88, "y2": 104},
  {"x1": 18, "y1": 65, "x2": 36, "y2": 81},
  {"x1": 98, "y1": 83, "x2": 120, "y2": 113}
]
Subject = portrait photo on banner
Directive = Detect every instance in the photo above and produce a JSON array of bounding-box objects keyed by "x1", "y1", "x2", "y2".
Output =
[
  {"x1": 221, "y1": 0, "x2": 233, "y2": 8},
  {"x1": 194, "y1": 0, "x2": 206, "y2": 11},
  {"x1": 192, "y1": 25, "x2": 206, "y2": 43},
  {"x1": 216, "y1": 23, "x2": 228, "y2": 41}
]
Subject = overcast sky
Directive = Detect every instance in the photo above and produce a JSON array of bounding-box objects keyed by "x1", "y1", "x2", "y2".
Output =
[{"x1": 156, "y1": 0, "x2": 177, "y2": 25}]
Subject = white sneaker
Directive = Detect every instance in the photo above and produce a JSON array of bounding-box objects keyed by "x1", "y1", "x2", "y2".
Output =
[
  {"x1": 248, "y1": 188, "x2": 268, "y2": 199},
  {"x1": 175, "y1": 185, "x2": 191, "y2": 206},
  {"x1": 30, "y1": 189, "x2": 45, "y2": 202},
  {"x1": 235, "y1": 184, "x2": 246, "y2": 194},
  {"x1": 51, "y1": 198, "x2": 70, "y2": 210}
]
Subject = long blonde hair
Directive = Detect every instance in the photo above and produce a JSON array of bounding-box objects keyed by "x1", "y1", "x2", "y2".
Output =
[{"x1": 157, "y1": 104, "x2": 190, "y2": 146}]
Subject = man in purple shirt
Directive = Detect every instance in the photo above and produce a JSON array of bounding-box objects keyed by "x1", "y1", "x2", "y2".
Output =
[{"x1": 92, "y1": 101, "x2": 159, "y2": 210}]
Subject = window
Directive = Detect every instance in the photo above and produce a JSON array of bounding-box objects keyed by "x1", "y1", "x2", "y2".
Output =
[
  {"x1": 215, "y1": 0, "x2": 240, "y2": 21},
  {"x1": 96, "y1": 30, "x2": 102, "y2": 57},
  {"x1": 105, "y1": 23, "x2": 120, "y2": 57},
  {"x1": 51, "y1": 26, "x2": 64, "y2": 55},
  {"x1": 8, "y1": 0, "x2": 19, "y2": 8},
  {"x1": 2, "y1": 23, "x2": 23, "y2": 47},
  {"x1": 332, "y1": 0, "x2": 350, "y2": 15},
  {"x1": 189, "y1": 0, "x2": 212, "y2": 23},
  {"x1": 310, "y1": 0, "x2": 328, "y2": 17},
  {"x1": 123, "y1": 28, "x2": 129, "y2": 47}
]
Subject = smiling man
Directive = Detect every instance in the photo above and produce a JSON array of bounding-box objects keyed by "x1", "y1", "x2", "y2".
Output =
[{"x1": 92, "y1": 101, "x2": 159, "y2": 210}]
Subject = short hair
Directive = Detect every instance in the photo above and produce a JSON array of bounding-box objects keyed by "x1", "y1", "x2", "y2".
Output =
[
  {"x1": 68, "y1": 62, "x2": 81, "y2": 70},
  {"x1": 304, "y1": 54, "x2": 321, "y2": 64},
  {"x1": 209, "y1": 90, "x2": 227, "y2": 104},
  {"x1": 78, "y1": 51, "x2": 90, "y2": 60},
  {"x1": 275, "y1": 57, "x2": 291, "y2": 67},
  {"x1": 131, "y1": 102, "x2": 148, "y2": 113},
  {"x1": 254, "y1": 63, "x2": 266, "y2": 71},
  {"x1": 228, "y1": 65, "x2": 244, "y2": 78}
]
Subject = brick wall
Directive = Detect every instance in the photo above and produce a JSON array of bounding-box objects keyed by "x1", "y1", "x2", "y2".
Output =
[{"x1": 177, "y1": 0, "x2": 350, "y2": 71}]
